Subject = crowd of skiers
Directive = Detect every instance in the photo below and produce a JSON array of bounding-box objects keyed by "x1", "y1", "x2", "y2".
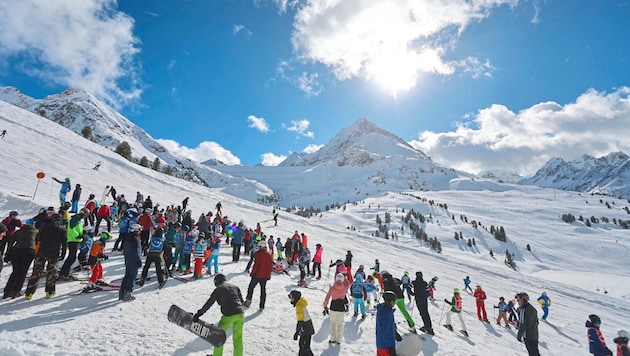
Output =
[{"x1": 1, "y1": 180, "x2": 629, "y2": 356}]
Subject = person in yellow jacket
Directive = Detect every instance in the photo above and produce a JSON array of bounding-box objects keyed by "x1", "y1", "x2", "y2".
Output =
[
  {"x1": 289, "y1": 290, "x2": 315, "y2": 356},
  {"x1": 58, "y1": 209, "x2": 87, "y2": 280}
]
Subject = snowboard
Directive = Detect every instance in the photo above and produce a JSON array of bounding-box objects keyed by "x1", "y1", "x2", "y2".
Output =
[
  {"x1": 397, "y1": 334, "x2": 423, "y2": 356},
  {"x1": 167, "y1": 304, "x2": 226, "y2": 347}
]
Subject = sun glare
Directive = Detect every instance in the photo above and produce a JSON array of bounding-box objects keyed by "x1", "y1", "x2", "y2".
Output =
[{"x1": 368, "y1": 50, "x2": 420, "y2": 96}]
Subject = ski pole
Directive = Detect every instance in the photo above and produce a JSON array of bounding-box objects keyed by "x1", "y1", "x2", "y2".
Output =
[{"x1": 438, "y1": 301, "x2": 447, "y2": 325}]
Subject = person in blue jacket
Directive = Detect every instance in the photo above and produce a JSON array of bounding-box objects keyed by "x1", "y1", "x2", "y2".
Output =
[
  {"x1": 463, "y1": 276, "x2": 473, "y2": 293},
  {"x1": 536, "y1": 292, "x2": 551, "y2": 320},
  {"x1": 53, "y1": 177, "x2": 71, "y2": 207},
  {"x1": 586, "y1": 314, "x2": 613, "y2": 356},
  {"x1": 376, "y1": 291, "x2": 398, "y2": 356}
]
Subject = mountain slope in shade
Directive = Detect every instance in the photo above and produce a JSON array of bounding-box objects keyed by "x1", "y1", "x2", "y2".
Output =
[{"x1": 520, "y1": 152, "x2": 630, "y2": 198}]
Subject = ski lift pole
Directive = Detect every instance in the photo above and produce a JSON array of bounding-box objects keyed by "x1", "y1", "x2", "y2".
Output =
[{"x1": 34, "y1": 171, "x2": 46, "y2": 200}]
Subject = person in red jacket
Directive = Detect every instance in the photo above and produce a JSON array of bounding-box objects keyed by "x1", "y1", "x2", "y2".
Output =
[
  {"x1": 244, "y1": 240, "x2": 273, "y2": 310},
  {"x1": 474, "y1": 285, "x2": 489, "y2": 322},
  {"x1": 137, "y1": 209, "x2": 154, "y2": 256},
  {"x1": 83, "y1": 194, "x2": 96, "y2": 227},
  {"x1": 94, "y1": 203, "x2": 111, "y2": 235}
]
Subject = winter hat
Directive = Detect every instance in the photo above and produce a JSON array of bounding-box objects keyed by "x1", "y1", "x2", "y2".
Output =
[
  {"x1": 453, "y1": 288, "x2": 460, "y2": 294},
  {"x1": 214, "y1": 273, "x2": 226, "y2": 287},
  {"x1": 100, "y1": 232, "x2": 113, "y2": 240},
  {"x1": 258, "y1": 240, "x2": 267, "y2": 248},
  {"x1": 335, "y1": 273, "x2": 345, "y2": 282}
]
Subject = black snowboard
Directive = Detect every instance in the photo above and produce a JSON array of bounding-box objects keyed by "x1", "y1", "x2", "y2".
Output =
[{"x1": 167, "y1": 304, "x2": 226, "y2": 347}]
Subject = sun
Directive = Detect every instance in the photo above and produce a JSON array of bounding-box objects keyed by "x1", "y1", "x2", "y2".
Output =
[{"x1": 368, "y1": 49, "x2": 420, "y2": 96}]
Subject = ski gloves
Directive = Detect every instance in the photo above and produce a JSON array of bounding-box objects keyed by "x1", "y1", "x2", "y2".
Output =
[
  {"x1": 323, "y1": 307, "x2": 329, "y2": 316},
  {"x1": 192, "y1": 312, "x2": 201, "y2": 322}
]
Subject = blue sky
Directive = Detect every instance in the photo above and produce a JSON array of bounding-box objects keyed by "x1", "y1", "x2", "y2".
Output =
[{"x1": 1, "y1": 0, "x2": 630, "y2": 173}]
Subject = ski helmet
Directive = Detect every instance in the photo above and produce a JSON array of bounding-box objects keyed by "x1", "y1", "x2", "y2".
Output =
[
  {"x1": 64, "y1": 177, "x2": 70, "y2": 182},
  {"x1": 127, "y1": 208, "x2": 138, "y2": 216},
  {"x1": 383, "y1": 291, "x2": 397, "y2": 304},
  {"x1": 79, "y1": 208, "x2": 89, "y2": 216},
  {"x1": 214, "y1": 273, "x2": 226, "y2": 287},
  {"x1": 589, "y1": 314, "x2": 601, "y2": 325},
  {"x1": 453, "y1": 288, "x2": 460, "y2": 294},
  {"x1": 288, "y1": 290, "x2": 301, "y2": 301},
  {"x1": 335, "y1": 273, "x2": 345, "y2": 282},
  {"x1": 130, "y1": 223, "x2": 142, "y2": 233},
  {"x1": 404, "y1": 271, "x2": 409, "y2": 276},
  {"x1": 9, "y1": 210, "x2": 18, "y2": 216},
  {"x1": 618, "y1": 329, "x2": 630, "y2": 339},
  {"x1": 24, "y1": 219, "x2": 36, "y2": 226},
  {"x1": 183, "y1": 225, "x2": 190, "y2": 232},
  {"x1": 100, "y1": 232, "x2": 113, "y2": 240}
]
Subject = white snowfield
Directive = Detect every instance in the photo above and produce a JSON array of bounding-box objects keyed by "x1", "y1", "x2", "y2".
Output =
[{"x1": 0, "y1": 99, "x2": 629, "y2": 355}]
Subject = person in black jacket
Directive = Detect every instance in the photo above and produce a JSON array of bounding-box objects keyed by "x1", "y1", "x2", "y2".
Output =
[
  {"x1": 3, "y1": 219, "x2": 38, "y2": 299},
  {"x1": 516, "y1": 292, "x2": 540, "y2": 356},
  {"x1": 70, "y1": 184, "x2": 82, "y2": 213},
  {"x1": 24, "y1": 216, "x2": 67, "y2": 300},
  {"x1": 381, "y1": 270, "x2": 415, "y2": 330},
  {"x1": 194, "y1": 273, "x2": 245, "y2": 356},
  {"x1": 412, "y1": 271, "x2": 434, "y2": 335}
]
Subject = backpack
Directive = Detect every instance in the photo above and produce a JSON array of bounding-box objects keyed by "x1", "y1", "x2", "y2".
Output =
[{"x1": 351, "y1": 281, "x2": 364, "y2": 298}]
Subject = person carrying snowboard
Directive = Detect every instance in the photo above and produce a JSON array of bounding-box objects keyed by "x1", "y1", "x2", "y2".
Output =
[
  {"x1": 537, "y1": 291, "x2": 551, "y2": 320},
  {"x1": 376, "y1": 291, "x2": 398, "y2": 356},
  {"x1": 474, "y1": 285, "x2": 489, "y2": 322},
  {"x1": 586, "y1": 314, "x2": 614, "y2": 356},
  {"x1": 444, "y1": 288, "x2": 467, "y2": 336},
  {"x1": 193, "y1": 273, "x2": 244, "y2": 356},
  {"x1": 288, "y1": 290, "x2": 315, "y2": 356}
]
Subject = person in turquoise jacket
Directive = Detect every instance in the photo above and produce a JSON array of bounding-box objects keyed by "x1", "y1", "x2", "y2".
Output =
[
  {"x1": 53, "y1": 177, "x2": 71, "y2": 207},
  {"x1": 536, "y1": 292, "x2": 551, "y2": 320}
]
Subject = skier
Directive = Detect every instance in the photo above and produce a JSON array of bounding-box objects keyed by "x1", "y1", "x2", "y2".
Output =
[
  {"x1": 537, "y1": 291, "x2": 551, "y2": 320},
  {"x1": 463, "y1": 275, "x2": 473, "y2": 293},
  {"x1": 3, "y1": 219, "x2": 37, "y2": 299},
  {"x1": 52, "y1": 177, "x2": 71, "y2": 207},
  {"x1": 350, "y1": 275, "x2": 368, "y2": 318},
  {"x1": 401, "y1": 271, "x2": 413, "y2": 301},
  {"x1": 613, "y1": 330, "x2": 630, "y2": 356},
  {"x1": 70, "y1": 184, "x2": 82, "y2": 213},
  {"x1": 181, "y1": 197, "x2": 189, "y2": 212},
  {"x1": 507, "y1": 298, "x2": 518, "y2": 324},
  {"x1": 83, "y1": 194, "x2": 96, "y2": 227},
  {"x1": 494, "y1": 296, "x2": 510, "y2": 327},
  {"x1": 381, "y1": 270, "x2": 415, "y2": 331},
  {"x1": 85, "y1": 232, "x2": 111, "y2": 290},
  {"x1": 515, "y1": 292, "x2": 540, "y2": 356},
  {"x1": 138, "y1": 209, "x2": 153, "y2": 256},
  {"x1": 244, "y1": 240, "x2": 273, "y2": 310},
  {"x1": 370, "y1": 258, "x2": 384, "y2": 289},
  {"x1": 76, "y1": 227, "x2": 93, "y2": 271},
  {"x1": 58, "y1": 209, "x2": 88, "y2": 281},
  {"x1": 181, "y1": 226, "x2": 194, "y2": 274},
  {"x1": 354, "y1": 264, "x2": 366, "y2": 281},
  {"x1": 344, "y1": 250, "x2": 354, "y2": 283},
  {"x1": 300, "y1": 232, "x2": 308, "y2": 248},
  {"x1": 323, "y1": 273, "x2": 351, "y2": 345},
  {"x1": 275, "y1": 237, "x2": 284, "y2": 262},
  {"x1": 428, "y1": 276, "x2": 438, "y2": 301},
  {"x1": 376, "y1": 291, "x2": 398, "y2": 356},
  {"x1": 298, "y1": 250, "x2": 309, "y2": 286},
  {"x1": 24, "y1": 215, "x2": 67, "y2": 300},
  {"x1": 93, "y1": 161, "x2": 102, "y2": 170},
  {"x1": 192, "y1": 234, "x2": 206, "y2": 280},
  {"x1": 586, "y1": 314, "x2": 614, "y2": 356},
  {"x1": 412, "y1": 271, "x2": 434, "y2": 335},
  {"x1": 273, "y1": 211, "x2": 279, "y2": 226},
  {"x1": 311, "y1": 243, "x2": 323, "y2": 279},
  {"x1": 171, "y1": 222, "x2": 185, "y2": 270},
  {"x1": 137, "y1": 228, "x2": 167, "y2": 288},
  {"x1": 94, "y1": 200, "x2": 111, "y2": 235},
  {"x1": 444, "y1": 288, "x2": 467, "y2": 336},
  {"x1": 120, "y1": 223, "x2": 142, "y2": 301},
  {"x1": 206, "y1": 233, "x2": 221, "y2": 275},
  {"x1": 288, "y1": 290, "x2": 315, "y2": 356},
  {"x1": 193, "y1": 273, "x2": 245, "y2": 356},
  {"x1": 231, "y1": 222, "x2": 244, "y2": 262},
  {"x1": 0, "y1": 129, "x2": 6, "y2": 138},
  {"x1": 474, "y1": 285, "x2": 489, "y2": 322},
  {"x1": 108, "y1": 186, "x2": 117, "y2": 202},
  {"x1": 365, "y1": 275, "x2": 380, "y2": 307}
]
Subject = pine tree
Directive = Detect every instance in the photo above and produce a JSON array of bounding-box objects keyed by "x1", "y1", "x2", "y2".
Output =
[
  {"x1": 114, "y1": 141, "x2": 132, "y2": 161},
  {"x1": 139, "y1": 156, "x2": 150, "y2": 167},
  {"x1": 152, "y1": 157, "x2": 161, "y2": 171},
  {"x1": 81, "y1": 125, "x2": 93, "y2": 140}
]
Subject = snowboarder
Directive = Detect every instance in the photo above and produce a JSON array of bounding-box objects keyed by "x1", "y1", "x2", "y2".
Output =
[
  {"x1": 537, "y1": 291, "x2": 551, "y2": 320},
  {"x1": 24, "y1": 215, "x2": 67, "y2": 300},
  {"x1": 108, "y1": 186, "x2": 117, "y2": 202},
  {"x1": 3, "y1": 219, "x2": 37, "y2": 299},
  {"x1": 586, "y1": 314, "x2": 614, "y2": 356},
  {"x1": 474, "y1": 285, "x2": 489, "y2": 322},
  {"x1": 412, "y1": 271, "x2": 434, "y2": 335},
  {"x1": 463, "y1": 275, "x2": 472, "y2": 293},
  {"x1": 381, "y1": 270, "x2": 415, "y2": 331},
  {"x1": 515, "y1": 292, "x2": 540, "y2": 356},
  {"x1": 613, "y1": 330, "x2": 630, "y2": 356},
  {"x1": 52, "y1": 177, "x2": 71, "y2": 207},
  {"x1": 494, "y1": 296, "x2": 510, "y2": 327},
  {"x1": 444, "y1": 288, "x2": 467, "y2": 336},
  {"x1": 244, "y1": 241, "x2": 273, "y2": 310},
  {"x1": 288, "y1": 290, "x2": 315, "y2": 356},
  {"x1": 323, "y1": 273, "x2": 351, "y2": 345},
  {"x1": 193, "y1": 273, "x2": 244, "y2": 356},
  {"x1": 376, "y1": 291, "x2": 398, "y2": 356},
  {"x1": 273, "y1": 211, "x2": 279, "y2": 226}
]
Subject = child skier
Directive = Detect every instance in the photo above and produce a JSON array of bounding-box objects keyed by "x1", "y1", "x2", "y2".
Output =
[
  {"x1": 376, "y1": 291, "x2": 398, "y2": 356},
  {"x1": 586, "y1": 314, "x2": 614, "y2": 356},
  {"x1": 181, "y1": 226, "x2": 194, "y2": 274},
  {"x1": 463, "y1": 276, "x2": 472, "y2": 293},
  {"x1": 76, "y1": 226, "x2": 94, "y2": 271},
  {"x1": 474, "y1": 285, "x2": 489, "y2": 322},
  {"x1": 428, "y1": 276, "x2": 438, "y2": 301},
  {"x1": 138, "y1": 228, "x2": 167, "y2": 288},
  {"x1": 193, "y1": 234, "x2": 207, "y2": 279},
  {"x1": 298, "y1": 250, "x2": 309, "y2": 286},
  {"x1": 494, "y1": 296, "x2": 510, "y2": 328},
  {"x1": 507, "y1": 299, "x2": 518, "y2": 324},
  {"x1": 365, "y1": 275, "x2": 380, "y2": 307},
  {"x1": 288, "y1": 290, "x2": 315, "y2": 356},
  {"x1": 401, "y1": 271, "x2": 413, "y2": 301},
  {"x1": 613, "y1": 330, "x2": 630, "y2": 356},
  {"x1": 537, "y1": 291, "x2": 551, "y2": 320},
  {"x1": 86, "y1": 232, "x2": 111, "y2": 290},
  {"x1": 350, "y1": 275, "x2": 368, "y2": 318},
  {"x1": 275, "y1": 237, "x2": 284, "y2": 262},
  {"x1": 206, "y1": 233, "x2": 221, "y2": 275},
  {"x1": 444, "y1": 288, "x2": 468, "y2": 336}
]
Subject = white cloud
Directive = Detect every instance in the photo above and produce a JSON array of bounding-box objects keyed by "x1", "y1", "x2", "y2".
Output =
[
  {"x1": 274, "y1": 60, "x2": 323, "y2": 97},
  {"x1": 290, "y1": 0, "x2": 517, "y2": 94},
  {"x1": 156, "y1": 139, "x2": 241, "y2": 165},
  {"x1": 283, "y1": 119, "x2": 314, "y2": 138},
  {"x1": 261, "y1": 152, "x2": 287, "y2": 166},
  {"x1": 408, "y1": 87, "x2": 630, "y2": 174},
  {"x1": 233, "y1": 24, "x2": 252, "y2": 38},
  {"x1": 247, "y1": 115, "x2": 270, "y2": 133},
  {"x1": 0, "y1": 0, "x2": 142, "y2": 108},
  {"x1": 302, "y1": 144, "x2": 323, "y2": 154}
]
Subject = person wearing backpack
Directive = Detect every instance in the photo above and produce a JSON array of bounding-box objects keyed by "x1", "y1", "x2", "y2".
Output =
[
  {"x1": 401, "y1": 271, "x2": 413, "y2": 302},
  {"x1": 350, "y1": 275, "x2": 368, "y2": 319}
]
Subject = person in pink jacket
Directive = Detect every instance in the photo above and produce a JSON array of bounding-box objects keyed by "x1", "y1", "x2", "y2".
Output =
[
  {"x1": 311, "y1": 243, "x2": 323, "y2": 279},
  {"x1": 323, "y1": 273, "x2": 351, "y2": 345}
]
